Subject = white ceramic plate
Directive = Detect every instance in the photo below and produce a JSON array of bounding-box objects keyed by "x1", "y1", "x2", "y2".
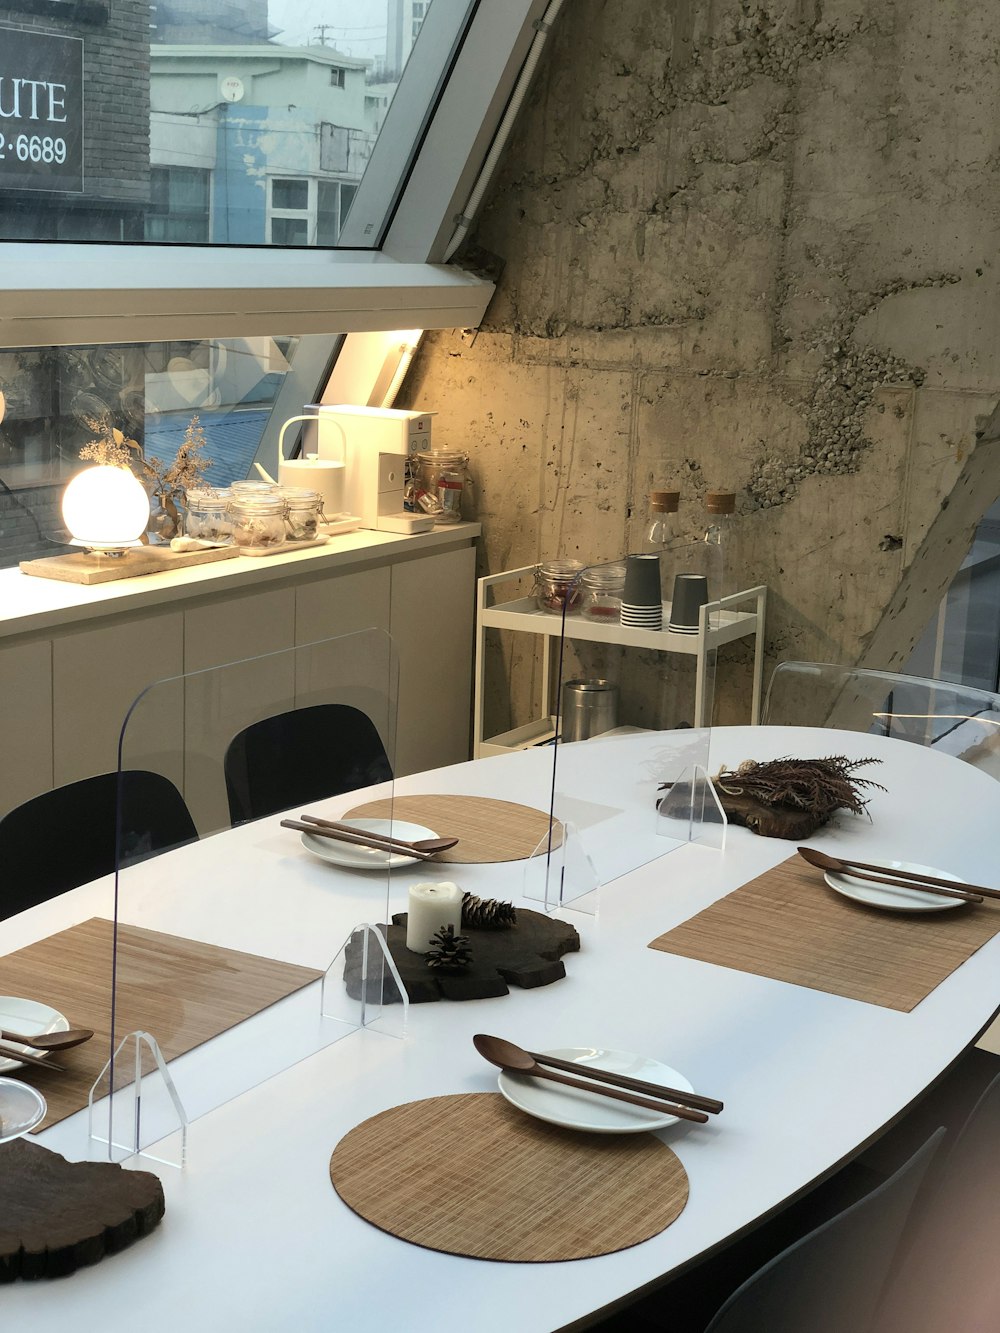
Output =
[
  {"x1": 824, "y1": 859, "x2": 966, "y2": 913},
  {"x1": 0, "y1": 997, "x2": 70, "y2": 1073},
  {"x1": 497, "y1": 1046, "x2": 695, "y2": 1134},
  {"x1": 300, "y1": 819, "x2": 439, "y2": 871},
  {"x1": 0, "y1": 1077, "x2": 47, "y2": 1141}
]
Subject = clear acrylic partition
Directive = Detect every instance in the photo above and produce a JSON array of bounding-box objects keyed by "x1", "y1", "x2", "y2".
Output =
[
  {"x1": 763, "y1": 661, "x2": 1000, "y2": 770},
  {"x1": 96, "y1": 628, "x2": 410, "y2": 1165},
  {"x1": 528, "y1": 554, "x2": 729, "y2": 914}
]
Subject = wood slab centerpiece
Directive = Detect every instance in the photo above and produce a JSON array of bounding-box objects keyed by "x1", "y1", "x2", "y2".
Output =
[
  {"x1": 0, "y1": 1139, "x2": 164, "y2": 1281},
  {"x1": 344, "y1": 897, "x2": 579, "y2": 1002}
]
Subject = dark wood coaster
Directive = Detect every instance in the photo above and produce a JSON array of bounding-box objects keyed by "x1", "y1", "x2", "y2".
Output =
[
  {"x1": 0, "y1": 1139, "x2": 164, "y2": 1282},
  {"x1": 344, "y1": 909, "x2": 580, "y2": 1002}
]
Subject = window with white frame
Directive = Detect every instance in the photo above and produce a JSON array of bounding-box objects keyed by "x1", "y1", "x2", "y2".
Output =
[{"x1": 0, "y1": 0, "x2": 551, "y2": 566}]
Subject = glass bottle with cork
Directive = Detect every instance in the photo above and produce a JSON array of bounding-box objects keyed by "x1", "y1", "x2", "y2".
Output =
[
  {"x1": 703, "y1": 491, "x2": 737, "y2": 604},
  {"x1": 645, "y1": 489, "x2": 681, "y2": 597}
]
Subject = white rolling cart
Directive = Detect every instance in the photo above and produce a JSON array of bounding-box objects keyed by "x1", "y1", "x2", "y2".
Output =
[{"x1": 473, "y1": 565, "x2": 767, "y2": 757}]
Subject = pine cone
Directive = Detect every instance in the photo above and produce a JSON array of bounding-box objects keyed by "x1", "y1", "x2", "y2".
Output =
[
  {"x1": 425, "y1": 925, "x2": 473, "y2": 971},
  {"x1": 462, "y1": 892, "x2": 517, "y2": 931}
]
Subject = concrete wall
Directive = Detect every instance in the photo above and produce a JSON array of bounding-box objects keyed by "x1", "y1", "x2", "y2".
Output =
[{"x1": 402, "y1": 0, "x2": 1000, "y2": 733}]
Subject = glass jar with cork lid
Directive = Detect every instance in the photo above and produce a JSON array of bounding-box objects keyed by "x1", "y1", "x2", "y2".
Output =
[{"x1": 414, "y1": 449, "x2": 470, "y2": 525}]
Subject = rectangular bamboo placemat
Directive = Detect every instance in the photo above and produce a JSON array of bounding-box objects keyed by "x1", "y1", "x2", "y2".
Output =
[
  {"x1": 0, "y1": 918, "x2": 323, "y2": 1128},
  {"x1": 649, "y1": 856, "x2": 1000, "y2": 1011}
]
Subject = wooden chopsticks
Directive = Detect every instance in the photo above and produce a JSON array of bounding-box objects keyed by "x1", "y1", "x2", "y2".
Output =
[
  {"x1": 0, "y1": 1042, "x2": 64, "y2": 1071},
  {"x1": 280, "y1": 819, "x2": 436, "y2": 860},
  {"x1": 528, "y1": 1050, "x2": 723, "y2": 1115},
  {"x1": 835, "y1": 857, "x2": 1000, "y2": 903}
]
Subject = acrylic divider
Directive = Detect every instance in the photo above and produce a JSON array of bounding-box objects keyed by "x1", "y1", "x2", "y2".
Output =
[
  {"x1": 526, "y1": 556, "x2": 728, "y2": 914},
  {"x1": 94, "y1": 628, "x2": 410, "y2": 1166}
]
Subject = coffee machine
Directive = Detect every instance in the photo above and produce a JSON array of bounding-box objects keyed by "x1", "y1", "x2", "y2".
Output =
[{"x1": 316, "y1": 405, "x2": 435, "y2": 534}]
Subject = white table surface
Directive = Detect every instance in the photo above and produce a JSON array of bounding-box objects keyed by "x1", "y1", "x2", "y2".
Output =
[{"x1": 4, "y1": 726, "x2": 999, "y2": 1331}]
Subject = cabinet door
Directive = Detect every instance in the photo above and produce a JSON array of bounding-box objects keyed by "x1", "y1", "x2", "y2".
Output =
[
  {"x1": 0, "y1": 638, "x2": 53, "y2": 815},
  {"x1": 390, "y1": 546, "x2": 475, "y2": 777},
  {"x1": 183, "y1": 587, "x2": 296, "y2": 834},
  {"x1": 52, "y1": 612, "x2": 184, "y2": 788},
  {"x1": 294, "y1": 566, "x2": 395, "y2": 763}
]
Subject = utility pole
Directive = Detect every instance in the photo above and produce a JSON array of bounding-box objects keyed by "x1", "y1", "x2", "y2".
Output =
[{"x1": 313, "y1": 24, "x2": 335, "y2": 46}]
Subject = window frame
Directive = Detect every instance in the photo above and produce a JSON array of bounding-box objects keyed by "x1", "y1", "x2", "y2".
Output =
[{"x1": 0, "y1": 0, "x2": 550, "y2": 347}]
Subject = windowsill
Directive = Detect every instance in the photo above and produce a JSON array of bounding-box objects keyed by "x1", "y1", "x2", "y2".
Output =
[{"x1": 0, "y1": 521, "x2": 481, "y2": 641}]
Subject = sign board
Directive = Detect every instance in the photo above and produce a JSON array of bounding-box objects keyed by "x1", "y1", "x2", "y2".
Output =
[{"x1": 0, "y1": 25, "x2": 83, "y2": 193}]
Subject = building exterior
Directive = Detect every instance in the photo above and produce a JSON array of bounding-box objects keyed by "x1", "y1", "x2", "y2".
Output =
[
  {"x1": 0, "y1": 0, "x2": 149, "y2": 240},
  {"x1": 149, "y1": 44, "x2": 375, "y2": 244},
  {"x1": 385, "y1": 0, "x2": 427, "y2": 81}
]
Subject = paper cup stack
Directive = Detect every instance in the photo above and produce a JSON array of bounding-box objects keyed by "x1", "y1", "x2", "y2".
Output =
[{"x1": 620, "y1": 554, "x2": 663, "y2": 630}]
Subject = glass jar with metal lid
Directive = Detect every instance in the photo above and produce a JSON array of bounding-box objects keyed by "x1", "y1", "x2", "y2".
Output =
[
  {"x1": 228, "y1": 491, "x2": 287, "y2": 551},
  {"x1": 279, "y1": 486, "x2": 324, "y2": 542},
  {"x1": 414, "y1": 448, "x2": 470, "y2": 525},
  {"x1": 184, "y1": 486, "x2": 233, "y2": 545},
  {"x1": 579, "y1": 561, "x2": 626, "y2": 622},
  {"x1": 533, "y1": 558, "x2": 585, "y2": 615}
]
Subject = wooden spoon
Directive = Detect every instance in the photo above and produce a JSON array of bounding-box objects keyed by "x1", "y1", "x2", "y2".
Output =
[
  {"x1": 797, "y1": 847, "x2": 983, "y2": 904},
  {"x1": 473, "y1": 1033, "x2": 709, "y2": 1124},
  {"x1": 298, "y1": 814, "x2": 458, "y2": 855},
  {"x1": 0, "y1": 1027, "x2": 93, "y2": 1052}
]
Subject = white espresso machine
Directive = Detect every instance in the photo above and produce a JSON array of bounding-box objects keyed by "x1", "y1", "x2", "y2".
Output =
[{"x1": 317, "y1": 404, "x2": 435, "y2": 534}]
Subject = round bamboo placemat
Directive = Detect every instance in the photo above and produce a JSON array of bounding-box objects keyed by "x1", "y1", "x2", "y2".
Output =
[
  {"x1": 341, "y1": 794, "x2": 563, "y2": 864},
  {"x1": 329, "y1": 1092, "x2": 688, "y2": 1262}
]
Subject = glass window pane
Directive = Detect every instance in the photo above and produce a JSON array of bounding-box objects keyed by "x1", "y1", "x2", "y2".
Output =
[
  {"x1": 271, "y1": 179, "x2": 309, "y2": 212},
  {"x1": 0, "y1": 0, "x2": 450, "y2": 247},
  {"x1": 0, "y1": 334, "x2": 334, "y2": 567},
  {"x1": 271, "y1": 216, "x2": 309, "y2": 245}
]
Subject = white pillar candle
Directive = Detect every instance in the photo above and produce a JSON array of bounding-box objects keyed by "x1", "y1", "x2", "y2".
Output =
[{"x1": 406, "y1": 881, "x2": 464, "y2": 953}]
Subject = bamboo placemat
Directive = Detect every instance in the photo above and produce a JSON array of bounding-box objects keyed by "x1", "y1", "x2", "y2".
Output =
[
  {"x1": 342, "y1": 795, "x2": 563, "y2": 864},
  {"x1": 0, "y1": 918, "x2": 323, "y2": 1129},
  {"x1": 330, "y1": 1092, "x2": 688, "y2": 1262},
  {"x1": 649, "y1": 856, "x2": 1000, "y2": 1012}
]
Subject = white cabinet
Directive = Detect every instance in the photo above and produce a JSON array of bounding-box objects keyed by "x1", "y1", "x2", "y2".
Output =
[
  {"x1": 0, "y1": 527, "x2": 479, "y2": 818},
  {"x1": 391, "y1": 545, "x2": 475, "y2": 776},
  {"x1": 0, "y1": 639, "x2": 52, "y2": 814},
  {"x1": 473, "y1": 566, "x2": 766, "y2": 757}
]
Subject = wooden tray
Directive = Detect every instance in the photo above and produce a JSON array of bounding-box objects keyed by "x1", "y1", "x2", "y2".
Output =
[
  {"x1": 649, "y1": 855, "x2": 1000, "y2": 1011},
  {"x1": 342, "y1": 794, "x2": 562, "y2": 864},
  {"x1": 344, "y1": 909, "x2": 579, "y2": 1002},
  {"x1": 330, "y1": 1092, "x2": 688, "y2": 1262},
  {"x1": 20, "y1": 544, "x2": 237, "y2": 585},
  {"x1": 0, "y1": 1139, "x2": 164, "y2": 1282}
]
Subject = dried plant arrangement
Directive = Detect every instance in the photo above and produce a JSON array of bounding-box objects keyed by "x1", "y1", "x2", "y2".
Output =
[
  {"x1": 659, "y1": 756, "x2": 885, "y2": 840},
  {"x1": 137, "y1": 415, "x2": 211, "y2": 540},
  {"x1": 78, "y1": 413, "x2": 211, "y2": 541},
  {"x1": 78, "y1": 415, "x2": 143, "y2": 471}
]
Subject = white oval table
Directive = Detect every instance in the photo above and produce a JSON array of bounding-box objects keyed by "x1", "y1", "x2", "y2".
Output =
[{"x1": 3, "y1": 726, "x2": 998, "y2": 1331}]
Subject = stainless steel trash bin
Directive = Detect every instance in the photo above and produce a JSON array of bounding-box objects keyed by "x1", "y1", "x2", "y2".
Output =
[{"x1": 560, "y1": 679, "x2": 619, "y2": 743}]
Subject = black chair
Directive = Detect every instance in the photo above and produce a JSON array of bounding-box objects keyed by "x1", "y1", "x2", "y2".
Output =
[
  {"x1": 223, "y1": 703, "x2": 393, "y2": 826},
  {"x1": 874, "y1": 1066, "x2": 1000, "y2": 1333},
  {"x1": 0, "y1": 769, "x2": 198, "y2": 920},
  {"x1": 697, "y1": 1129, "x2": 945, "y2": 1333}
]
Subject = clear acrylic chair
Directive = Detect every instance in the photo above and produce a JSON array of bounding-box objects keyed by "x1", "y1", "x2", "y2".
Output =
[{"x1": 762, "y1": 662, "x2": 1000, "y2": 775}]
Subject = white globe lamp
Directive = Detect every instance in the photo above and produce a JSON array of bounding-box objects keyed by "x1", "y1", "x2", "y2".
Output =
[{"x1": 62, "y1": 465, "x2": 150, "y2": 554}]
